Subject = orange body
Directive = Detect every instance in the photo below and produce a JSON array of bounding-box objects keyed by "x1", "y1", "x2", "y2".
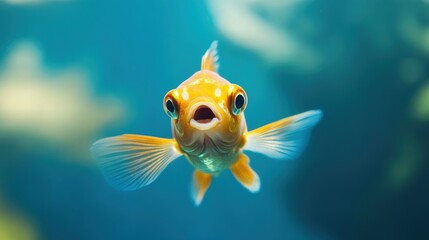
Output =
[
  {"x1": 165, "y1": 70, "x2": 247, "y2": 174},
  {"x1": 91, "y1": 41, "x2": 322, "y2": 206}
]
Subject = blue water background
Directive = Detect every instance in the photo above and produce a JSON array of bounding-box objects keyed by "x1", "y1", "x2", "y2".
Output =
[{"x1": 0, "y1": 0, "x2": 428, "y2": 239}]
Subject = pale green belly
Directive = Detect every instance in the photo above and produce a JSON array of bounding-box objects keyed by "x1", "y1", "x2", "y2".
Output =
[{"x1": 185, "y1": 150, "x2": 240, "y2": 174}]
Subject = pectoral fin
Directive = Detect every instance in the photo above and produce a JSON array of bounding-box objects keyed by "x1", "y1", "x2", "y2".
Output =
[
  {"x1": 90, "y1": 134, "x2": 182, "y2": 191},
  {"x1": 244, "y1": 110, "x2": 322, "y2": 160},
  {"x1": 201, "y1": 41, "x2": 219, "y2": 72},
  {"x1": 230, "y1": 154, "x2": 260, "y2": 193},
  {"x1": 191, "y1": 170, "x2": 212, "y2": 206}
]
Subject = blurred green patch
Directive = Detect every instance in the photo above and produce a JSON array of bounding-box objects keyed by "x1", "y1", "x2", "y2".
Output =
[
  {"x1": 387, "y1": 137, "x2": 422, "y2": 191},
  {"x1": 412, "y1": 81, "x2": 429, "y2": 121},
  {"x1": 399, "y1": 58, "x2": 423, "y2": 84},
  {"x1": 0, "y1": 200, "x2": 37, "y2": 240}
]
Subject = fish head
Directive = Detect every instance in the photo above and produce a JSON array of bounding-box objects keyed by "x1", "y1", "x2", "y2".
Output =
[{"x1": 163, "y1": 71, "x2": 247, "y2": 142}]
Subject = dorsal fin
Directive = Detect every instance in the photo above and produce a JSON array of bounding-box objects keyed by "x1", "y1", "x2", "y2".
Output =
[{"x1": 201, "y1": 41, "x2": 219, "y2": 72}]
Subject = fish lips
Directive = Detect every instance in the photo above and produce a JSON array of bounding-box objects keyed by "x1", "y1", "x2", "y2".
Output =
[{"x1": 189, "y1": 102, "x2": 221, "y2": 130}]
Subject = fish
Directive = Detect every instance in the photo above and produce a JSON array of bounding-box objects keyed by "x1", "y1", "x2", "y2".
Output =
[{"x1": 90, "y1": 41, "x2": 323, "y2": 206}]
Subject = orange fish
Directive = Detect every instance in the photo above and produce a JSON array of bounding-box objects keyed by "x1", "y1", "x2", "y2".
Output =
[{"x1": 91, "y1": 41, "x2": 322, "y2": 206}]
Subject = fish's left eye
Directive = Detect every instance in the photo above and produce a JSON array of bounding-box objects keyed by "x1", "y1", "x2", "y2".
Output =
[
  {"x1": 235, "y1": 93, "x2": 245, "y2": 109},
  {"x1": 231, "y1": 91, "x2": 247, "y2": 115}
]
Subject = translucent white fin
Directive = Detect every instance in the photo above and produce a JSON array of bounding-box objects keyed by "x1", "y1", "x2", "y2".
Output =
[
  {"x1": 191, "y1": 170, "x2": 212, "y2": 206},
  {"x1": 201, "y1": 40, "x2": 219, "y2": 72},
  {"x1": 230, "y1": 154, "x2": 260, "y2": 193},
  {"x1": 90, "y1": 134, "x2": 182, "y2": 191},
  {"x1": 244, "y1": 110, "x2": 323, "y2": 160}
]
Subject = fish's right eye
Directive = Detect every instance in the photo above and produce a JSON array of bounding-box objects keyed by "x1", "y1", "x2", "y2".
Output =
[
  {"x1": 166, "y1": 99, "x2": 175, "y2": 113},
  {"x1": 164, "y1": 97, "x2": 178, "y2": 119}
]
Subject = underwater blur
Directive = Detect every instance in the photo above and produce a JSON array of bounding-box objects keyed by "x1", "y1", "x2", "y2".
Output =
[{"x1": 0, "y1": 0, "x2": 428, "y2": 239}]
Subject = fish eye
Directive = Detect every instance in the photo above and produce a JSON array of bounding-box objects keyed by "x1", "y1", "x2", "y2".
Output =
[
  {"x1": 164, "y1": 97, "x2": 178, "y2": 119},
  {"x1": 166, "y1": 99, "x2": 175, "y2": 113},
  {"x1": 235, "y1": 93, "x2": 245, "y2": 109},
  {"x1": 231, "y1": 91, "x2": 247, "y2": 116}
]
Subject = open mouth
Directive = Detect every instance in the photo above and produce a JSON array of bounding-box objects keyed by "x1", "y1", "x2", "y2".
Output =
[
  {"x1": 194, "y1": 106, "x2": 216, "y2": 123},
  {"x1": 190, "y1": 103, "x2": 220, "y2": 130}
]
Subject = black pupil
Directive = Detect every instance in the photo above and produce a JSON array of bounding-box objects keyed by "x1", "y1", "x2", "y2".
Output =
[
  {"x1": 166, "y1": 100, "x2": 175, "y2": 113},
  {"x1": 235, "y1": 94, "x2": 245, "y2": 109}
]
